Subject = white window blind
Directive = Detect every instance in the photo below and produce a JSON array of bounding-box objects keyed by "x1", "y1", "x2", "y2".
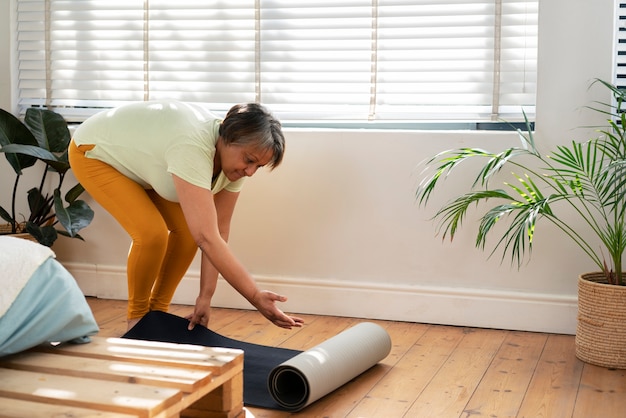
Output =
[
  {"x1": 617, "y1": 2, "x2": 626, "y2": 89},
  {"x1": 15, "y1": 0, "x2": 538, "y2": 124}
]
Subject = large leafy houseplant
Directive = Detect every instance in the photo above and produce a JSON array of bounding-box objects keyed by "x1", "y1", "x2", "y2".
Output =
[
  {"x1": 416, "y1": 79, "x2": 626, "y2": 287},
  {"x1": 416, "y1": 79, "x2": 626, "y2": 368},
  {"x1": 0, "y1": 107, "x2": 94, "y2": 246}
]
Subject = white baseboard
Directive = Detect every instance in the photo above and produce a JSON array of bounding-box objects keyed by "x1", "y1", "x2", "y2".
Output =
[{"x1": 65, "y1": 262, "x2": 578, "y2": 335}]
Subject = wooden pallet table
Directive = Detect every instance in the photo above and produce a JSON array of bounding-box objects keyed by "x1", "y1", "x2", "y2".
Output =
[{"x1": 0, "y1": 336, "x2": 244, "y2": 418}]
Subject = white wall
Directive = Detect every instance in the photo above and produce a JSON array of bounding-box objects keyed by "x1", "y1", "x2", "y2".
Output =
[
  {"x1": 0, "y1": 0, "x2": 616, "y2": 334},
  {"x1": 0, "y1": 0, "x2": 11, "y2": 111}
]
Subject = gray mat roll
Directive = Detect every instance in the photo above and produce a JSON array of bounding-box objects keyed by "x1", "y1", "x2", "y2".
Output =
[{"x1": 267, "y1": 322, "x2": 392, "y2": 411}]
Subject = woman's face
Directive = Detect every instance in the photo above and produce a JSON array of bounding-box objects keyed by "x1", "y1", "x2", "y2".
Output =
[{"x1": 219, "y1": 141, "x2": 274, "y2": 182}]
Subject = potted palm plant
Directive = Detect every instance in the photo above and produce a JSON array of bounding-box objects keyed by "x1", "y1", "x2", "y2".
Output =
[
  {"x1": 415, "y1": 79, "x2": 626, "y2": 369},
  {"x1": 0, "y1": 107, "x2": 94, "y2": 247}
]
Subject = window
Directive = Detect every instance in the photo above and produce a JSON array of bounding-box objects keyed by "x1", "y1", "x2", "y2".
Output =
[
  {"x1": 15, "y1": 0, "x2": 538, "y2": 125},
  {"x1": 617, "y1": 2, "x2": 626, "y2": 88}
]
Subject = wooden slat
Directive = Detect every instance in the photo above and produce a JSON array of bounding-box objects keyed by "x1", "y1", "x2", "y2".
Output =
[
  {"x1": 0, "y1": 369, "x2": 181, "y2": 418},
  {"x1": 348, "y1": 325, "x2": 467, "y2": 417},
  {"x1": 517, "y1": 334, "x2": 583, "y2": 418},
  {"x1": 462, "y1": 331, "x2": 547, "y2": 417},
  {"x1": 406, "y1": 328, "x2": 508, "y2": 417},
  {"x1": 573, "y1": 363, "x2": 626, "y2": 418},
  {"x1": 377, "y1": 320, "x2": 431, "y2": 366},
  {"x1": 0, "y1": 397, "x2": 137, "y2": 418},
  {"x1": 171, "y1": 360, "x2": 244, "y2": 415},
  {"x1": 1, "y1": 351, "x2": 213, "y2": 392},
  {"x1": 0, "y1": 332, "x2": 245, "y2": 418},
  {"x1": 181, "y1": 371, "x2": 244, "y2": 418},
  {"x1": 35, "y1": 337, "x2": 242, "y2": 374}
]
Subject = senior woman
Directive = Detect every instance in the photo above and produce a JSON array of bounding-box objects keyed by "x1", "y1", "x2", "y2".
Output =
[{"x1": 69, "y1": 100, "x2": 303, "y2": 331}]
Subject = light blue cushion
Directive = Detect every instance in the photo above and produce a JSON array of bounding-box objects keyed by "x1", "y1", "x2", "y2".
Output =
[{"x1": 0, "y1": 257, "x2": 99, "y2": 356}]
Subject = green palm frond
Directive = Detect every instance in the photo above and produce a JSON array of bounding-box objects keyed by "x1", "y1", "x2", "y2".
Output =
[
  {"x1": 417, "y1": 148, "x2": 491, "y2": 206},
  {"x1": 478, "y1": 174, "x2": 553, "y2": 266},
  {"x1": 417, "y1": 147, "x2": 536, "y2": 206},
  {"x1": 416, "y1": 116, "x2": 544, "y2": 208},
  {"x1": 432, "y1": 189, "x2": 514, "y2": 242},
  {"x1": 416, "y1": 79, "x2": 626, "y2": 284},
  {"x1": 599, "y1": 160, "x2": 626, "y2": 209},
  {"x1": 514, "y1": 110, "x2": 539, "y2": 152},
  {"x1": 548, "y1": 140, "x2": 610, "y2": 206},
  {"x1": 479, "y1": 200, "x2": 542, "y2": 268},
  {"x1": 474, "y1": 148, "x2": 530, "y2": 188}
]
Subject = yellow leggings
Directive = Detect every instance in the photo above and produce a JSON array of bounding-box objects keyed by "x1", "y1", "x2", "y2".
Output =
[{"x1": 69, "y1": 141, "x2": 198, "y2": 319}]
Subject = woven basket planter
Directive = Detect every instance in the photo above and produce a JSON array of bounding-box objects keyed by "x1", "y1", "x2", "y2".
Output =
[
  {"x1": 0, "y1": 223, "x2": 38, "y2": 243},
  {"x1": 575, "y1": 272, "x2": 626, "y2": 369}
]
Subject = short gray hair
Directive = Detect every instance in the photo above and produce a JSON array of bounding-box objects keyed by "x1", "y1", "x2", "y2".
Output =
[{"x1": 219, "y1": 103, "x2": 285, "y2": 169}]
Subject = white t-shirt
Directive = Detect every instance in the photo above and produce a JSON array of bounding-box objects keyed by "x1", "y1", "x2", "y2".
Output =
[{"x1": 72, "y1": 100, "x2": 244, "y2": 201}]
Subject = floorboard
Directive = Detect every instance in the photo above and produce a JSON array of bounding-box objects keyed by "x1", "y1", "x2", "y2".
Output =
[{"x1": 85, "y1": 297, "x2": 626, "y2": 418}]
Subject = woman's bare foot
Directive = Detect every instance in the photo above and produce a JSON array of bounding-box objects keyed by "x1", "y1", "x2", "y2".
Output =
[{"x1": 127, "y1": 318, "x2": 141, "y2": 332}]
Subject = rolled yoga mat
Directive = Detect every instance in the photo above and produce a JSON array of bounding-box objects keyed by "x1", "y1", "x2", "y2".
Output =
[
  {"x1": 268, "y1": 321, "x2": 392, "y2": 411},
  {"x1": 122, "y1": 311, "x2": 391, "y2": 411}
]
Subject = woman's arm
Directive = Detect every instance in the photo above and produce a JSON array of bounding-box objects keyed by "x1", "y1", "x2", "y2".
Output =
[
  {"x1": 187, "y1": 190, "x2": 238, "y2": 327},
  {"x1": 201, "y1": 189, "x2": 239, "y2": 298},
  {"x1": 173, "y1": 175, "x2": 303, "y2": 329}
]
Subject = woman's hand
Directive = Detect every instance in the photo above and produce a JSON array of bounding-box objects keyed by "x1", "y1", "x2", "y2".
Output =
[
  {"x1": 174, "y1": 177, "x2": 303, "y2": 330},
  {"x1": 185, "y1": 296, "x2": 213, "y2": 330},
  {"x1": 251, "y1": 290, "x2": 304, "y2": 329}
]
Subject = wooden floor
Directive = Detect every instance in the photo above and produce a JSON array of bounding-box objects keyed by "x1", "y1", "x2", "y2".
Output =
[{"x1": 87, "y1": 297, "x2": 626, "y2": 418}]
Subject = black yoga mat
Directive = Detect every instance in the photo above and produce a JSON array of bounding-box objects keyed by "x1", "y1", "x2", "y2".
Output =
[{"x1": 122, "y1": 310, "x2": 301, "y2": 410}]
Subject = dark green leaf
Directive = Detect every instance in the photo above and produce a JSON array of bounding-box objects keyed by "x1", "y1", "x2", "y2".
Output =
[
  {"x1": 24, "y1": 222, "x2": 57, "y2": 247},
  {"x1": 65, "y1": 183, "x2": 86, "y2": 203},
  {"x1": 0, "y1": 206, "x2": 14, "y2": 224},
  {"x1": 26, "y1": 187, "x2": 53, "y2": 224},
  {"x1": 24, "y1": 108, "x2": 71, "y2": 153},
  {"x1": 0, "y1": 108, "x2": 38, "y2": 174},
  {"x1": 0, "y1": 143, "x2": 70, "y2": 172},
  {"x1": 54, "y1": 189, "x2": 94, "y2": 237}
]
